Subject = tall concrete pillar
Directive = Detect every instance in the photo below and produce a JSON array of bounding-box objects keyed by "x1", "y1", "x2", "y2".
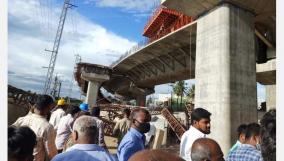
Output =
[
  {"x1": 86, "y1": 81, "x2": 100, "y2": 107},
  {"x1": 81, "y1": 73, "x2": 110, "y2": 111},
  {"x1": 195, "y1": 3, "x2": 257, "y2": 155},
  {"x1": 136, "y1": 95, "x2": 146, "y2": 107},
  {"x1": 266, "y1": 85, "x2": 276, "y2": 111}
]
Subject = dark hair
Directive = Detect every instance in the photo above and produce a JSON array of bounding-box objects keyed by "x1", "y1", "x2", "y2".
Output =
[
  {"x1": 245, "y1": 123, "x2": 260, "y2": 139},
  {"x1": 122, "y1": 108, "x2": 131, "y2": 118},
  {"x1": 191, "y1": 108, "x2": 211, "y2": 122},
  {"x1": 260, "y1": 109, "x2": 276, "y2": 161},
  {"x1": 34, "y1": 94, "x2": 54, "y2": 111},
  {"x1": 66, "y1": 105, "x2": 81, "y2": 116},
  {"x1": 8, "y1": 126, "x2": 37, "y2": 160},
  {"x1": 237, "y1": 124, "x2": 247, "y2": 137},
  {"x1": 91, "y1": 107, "x2": 101, "y2": 117},
  {"x1": 130, "y1": 108, "x2": 151, "y2": 122}
]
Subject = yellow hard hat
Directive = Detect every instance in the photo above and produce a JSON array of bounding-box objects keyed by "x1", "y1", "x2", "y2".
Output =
[{"x1": 57, "y1": 98, "x2": 65, "y2": 106}]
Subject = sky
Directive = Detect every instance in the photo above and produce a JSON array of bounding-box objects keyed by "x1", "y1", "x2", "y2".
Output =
[{"x1": 7, "y1": 0, "x2": 265, "y2": 105}]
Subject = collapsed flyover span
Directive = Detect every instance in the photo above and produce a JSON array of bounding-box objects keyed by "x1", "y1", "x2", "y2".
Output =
[{"x1": 74, "y1": 0, "x2": 276, "y2": 155}]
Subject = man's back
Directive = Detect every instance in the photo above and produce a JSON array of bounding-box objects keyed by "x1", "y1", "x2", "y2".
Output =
[
  {"x1": 49, "y1": 108, "x2": 65, "y2": 131},
  {"x1": 92, "y1": 116, "x2": 106, "y2": 146},
  {"x1": 13, "y1": 113, "x2": 57, "y2": 161},
  {"x1": 51, "y1": 144, "x2": 116, "y2": 161},
  {"x1": 114, "y1": 118, "x2": 131, "y2": 143},
  {"x1": 227, "y1": 144, "x2": 263, "y2": 161},
  {"x1": 55, "y1": 114, "x2": 74, "y2": 150}
]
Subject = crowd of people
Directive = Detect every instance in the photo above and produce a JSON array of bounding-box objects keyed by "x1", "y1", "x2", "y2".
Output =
[{"x1": 8, "y1": 94, "x2": 276, "y2": 161}]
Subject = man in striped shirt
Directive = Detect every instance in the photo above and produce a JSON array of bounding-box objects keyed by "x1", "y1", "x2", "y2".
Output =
[{"x1": 227, "y1": 123, "x2": 263, "y2": 161}]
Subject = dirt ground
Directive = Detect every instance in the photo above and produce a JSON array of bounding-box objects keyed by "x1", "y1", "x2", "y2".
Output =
[{"x1": 105, "y1": 136, "x2": 119, "y2": 154}]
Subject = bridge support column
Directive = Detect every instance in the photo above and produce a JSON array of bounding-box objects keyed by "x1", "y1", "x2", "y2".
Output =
[
  {"x1": 195, "y1": 3, "x2": 257, "y2": 155},
  {"x1": 136, "y1": 95, "x2": 146, "y2": 107},
  {"x1": 86, "y1": 81, "x2": 100, "y2": 108},
  {"x1": 81, "y1": 73, "x2": 110, "y2": 112},
  {"x1": 266, "y1": 84, "x2": 276, "y2": 111}
]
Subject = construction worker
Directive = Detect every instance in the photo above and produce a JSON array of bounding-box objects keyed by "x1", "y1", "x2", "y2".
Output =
[
  {"x1": 113, "y1": 108, "x2": 131, "y2": 144},
  {"x1": 79, "y1": 103, "x2": 89, "y2": 113},
  {"x1": 49, "y1": 98, "x2": 67, "y2": 132}
]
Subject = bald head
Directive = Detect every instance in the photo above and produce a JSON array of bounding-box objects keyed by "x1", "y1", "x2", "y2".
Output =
[
  {"x1": 191, "y1": 138, "x2": 224, "y2": 161},
  {"x1": 72, "y1": 116, "x2": 98, "y2": 144},
  {"x1": 129, "y1": 149, "x2": 185, "y2": 161}
]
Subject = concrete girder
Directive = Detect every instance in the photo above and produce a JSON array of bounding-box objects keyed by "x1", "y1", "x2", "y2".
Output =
[
  {"x1": 167, "y1": 52, "x2": 186, "y2": 68},
  {"x1": 141, "y1": 62, "x2": 157, "y2": 76},
  {"x1": 157, "y1": 56, "x2": 175, "y2": 71},
  {"x1": 126, "y1": 71, "x2": 140, "y2": 81},
  {"x1": 148, "y1": 59, "x2": 165, "y2": 73},
  {"x1": 178, "y1": 46, "x2": 196, "y2": 62},
  {"x1": 136, "y1": 65, "x2": 151, "y2": 78}
]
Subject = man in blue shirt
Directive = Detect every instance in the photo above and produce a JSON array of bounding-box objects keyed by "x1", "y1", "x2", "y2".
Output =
[
  {"x1": 117, "y1": 108, "x2": 151, "y2": 161},
  {"x1": 51, "y1": 115, "x2": 116, "y2": 161},
  {"x1": 227, "y1": 123, "x2": 263, "y2": 161}
]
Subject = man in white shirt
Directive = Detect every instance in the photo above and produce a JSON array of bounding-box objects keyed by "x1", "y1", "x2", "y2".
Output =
[
  {"x1": 13, "y1": 94, "x2": 58, "y2": 161},
  {"x1": 49, "y1": 98, "x2": 67, "y2": 132},
  {"x1": 180, "y1": 108, "x2": 211, "y2": 161},
  {"x1": 55, "y1": 105, "x2": 81, "y2": 153},
  {"x1": 145, "y1": 123, "x2": 156, "y2": 148},
  {"x1": 91, "y1": 106, "x2": 106, "y2": 149}
]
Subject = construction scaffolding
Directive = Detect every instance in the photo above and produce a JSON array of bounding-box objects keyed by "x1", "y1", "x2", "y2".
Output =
[{"x1": 143, "y1": 5, "x2": 193, "y2": 43}]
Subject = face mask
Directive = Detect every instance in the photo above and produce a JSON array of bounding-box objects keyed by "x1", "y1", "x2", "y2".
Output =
[{"x1": 135, "y1": 120, "x2": 150, "y2": 133}]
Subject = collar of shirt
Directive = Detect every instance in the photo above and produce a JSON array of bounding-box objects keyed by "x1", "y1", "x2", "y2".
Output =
[
  {"x1": 54, "y1": 108, "x2": 64, "y2": 113},
  {"x1": 67, "y1": 144, "x2": 105, "y2": 152},
  {"x1": 65, "y1": 114, "x2": 72, "y2": 118},
  {"x1": 239, "y1": 143, "x2": 257, "y2": 149},
  {"x1": 31, "y1": 113, "x2": 46, "y2": 119},
  {"x1": 129, "y1": 127, "x2": 145, "y2": 140},
  {"x1": 190, "y1": 125, "x2": 206, "y2": 137},
  {"x1": 236, "y1": 140, "x2": 241, "y2": 145}
]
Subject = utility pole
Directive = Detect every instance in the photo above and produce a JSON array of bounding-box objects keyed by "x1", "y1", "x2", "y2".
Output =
[
  {"x1": 67, "y1": 54, "x2": 81, "y2": 103},
  {"x1": 43, "y1": 0, "x2": 77, "y2": 94}
]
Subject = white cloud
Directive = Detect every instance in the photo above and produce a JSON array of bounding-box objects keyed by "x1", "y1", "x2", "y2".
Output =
[
  {"x1": 8, "y1": 0, "x2": 136, "y2": 98},
  {"x1": 85, "y1": 0, "x2": 161, "y2": 13}
]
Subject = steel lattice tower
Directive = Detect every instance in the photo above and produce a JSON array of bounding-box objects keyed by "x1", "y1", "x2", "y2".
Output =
[{"x1": 43, "y1": 0, "x2": 75, "y2": 94}]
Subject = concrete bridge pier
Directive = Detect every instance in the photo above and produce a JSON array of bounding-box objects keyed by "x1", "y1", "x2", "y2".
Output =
[
  {"x1": 195, "y1": 3, "x2": 257, "y2": 155},
  {"x1": 81, "y1": 73, "x2": 110, "y2": 112},
  {"x1": 266, "y1": 84, "x2": 276, "y2": 111},
  {"x1": 136, "y1": 95, "x2": 146, "y2": 107}
]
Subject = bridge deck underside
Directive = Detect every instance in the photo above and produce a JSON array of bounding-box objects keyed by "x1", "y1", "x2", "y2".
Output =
[{"x1": 103, "y1": 22, "x2": 198, "y2": 96}]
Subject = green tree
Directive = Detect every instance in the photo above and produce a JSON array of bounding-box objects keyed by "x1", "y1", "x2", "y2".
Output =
[
  {"x1": 173, "y1": 81, "x2": 186, "y2": 110},
  {"x1": 186, "y1": 84, "x2": 195, "y2": 103}
]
